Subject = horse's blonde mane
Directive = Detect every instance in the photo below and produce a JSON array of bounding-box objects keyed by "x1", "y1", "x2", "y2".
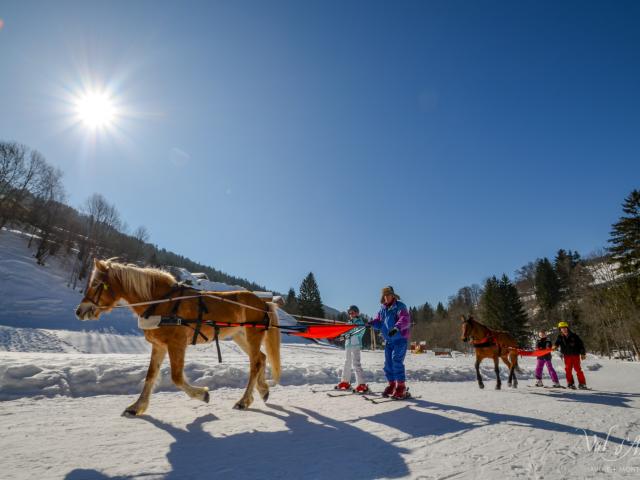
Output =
[{"x1": 106, "y1": 260, "x2": 176, "y2": 300}]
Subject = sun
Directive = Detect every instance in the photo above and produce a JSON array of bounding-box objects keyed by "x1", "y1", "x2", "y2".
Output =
[{"x1": 74, "y1": 90, "x2": 117, "y2": 129}]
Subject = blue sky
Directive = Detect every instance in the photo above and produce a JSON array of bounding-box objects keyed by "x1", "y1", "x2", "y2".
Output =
[{"x1": 1, "y1": 1, "x2": 639, "y2": 315}]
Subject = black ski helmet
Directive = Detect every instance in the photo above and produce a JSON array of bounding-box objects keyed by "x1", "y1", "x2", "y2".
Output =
[{"x1": 348, "y1": 305, "x2": 359, "y2": 314}]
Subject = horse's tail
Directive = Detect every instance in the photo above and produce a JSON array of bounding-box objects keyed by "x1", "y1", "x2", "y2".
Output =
[{"x1": 264, "y1": 302, "x2": 281, "y2": 383}]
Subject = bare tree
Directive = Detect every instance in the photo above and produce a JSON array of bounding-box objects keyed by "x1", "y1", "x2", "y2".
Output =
[{"x1": 0, "y1": 143, "x2": 47, "y2": 228}]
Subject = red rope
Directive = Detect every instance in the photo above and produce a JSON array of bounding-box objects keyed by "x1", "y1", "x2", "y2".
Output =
[{"x1": 516, "y1": 348, "x2": 554, "y2": 357}]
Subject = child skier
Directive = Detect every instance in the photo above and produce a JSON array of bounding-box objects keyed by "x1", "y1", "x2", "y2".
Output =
[
  {"x1": 534, "y1": 330, "x2": 561, "y2": 387},
  {"x1": 369, "y1": 286, "x2": 412, "y2": 399},
  {"x1": 335, "y1": 305, "x2": 369, "y2": 393},
  {"x1": 553, "y1": 321, "x2": 588, "y2": 390}
]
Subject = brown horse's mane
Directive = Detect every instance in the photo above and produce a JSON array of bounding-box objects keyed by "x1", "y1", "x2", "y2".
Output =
[
  {"x1": 468, "y1": 317, "x2": 509, "y2": 336},
  {"x1": 103, "y1": 260, "x2": 177, "y2": 301}
]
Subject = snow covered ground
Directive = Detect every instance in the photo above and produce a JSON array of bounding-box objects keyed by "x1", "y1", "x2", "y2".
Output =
[
  {"x1": 3, "y1": 229, "x2": 640, "y2": 479},
  {"x1": 1, "y1": 343, "x2": 639, "y2": 480}
]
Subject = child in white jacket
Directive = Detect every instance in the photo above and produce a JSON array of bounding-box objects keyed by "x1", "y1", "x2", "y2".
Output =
[{"x1": 335, "y1": 305, "x2": 369, "y2": 393}]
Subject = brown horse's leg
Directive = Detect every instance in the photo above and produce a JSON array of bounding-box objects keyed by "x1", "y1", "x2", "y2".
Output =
[
  {"x1": 233, "y1": 328, "x2": 265, "y2": 410},
  {"x1": 508, "y1": 351, "x2": 519, "y2": 388},
  {"x1": 501, "y1": 353, "x2": 517, "y2": 387},
  {"x1": 475, "y1": 356, "x2": 484, "y2": 389},
  {"x1": 123, "y1": 343, "x2": 167, "y2": 416},
  {"x1": 167, "y1": 341, "x2": 210, "y2": 403},
  {"x1": 233, "y1": 332, "x2": 269, "y2": 402},
  {"x1": 493, "y1": 355, "x2": 501, "y2": 390}
]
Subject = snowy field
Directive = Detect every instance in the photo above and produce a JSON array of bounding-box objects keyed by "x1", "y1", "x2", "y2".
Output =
[
  {"x1": 2, "y1": 230, "x2": 640, "y2": 479},
  {"x1": 1, "y1": 339, "x2": 639, "y2": 480}
]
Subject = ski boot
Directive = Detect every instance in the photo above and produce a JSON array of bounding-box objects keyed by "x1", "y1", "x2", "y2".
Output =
[
  {"x1": 355, "y1": 384, "x2": 370, "y2": 394},
  {"x1": 551, "y1": 383, "x2": 562, "y2": 388},
  {"x1": 567, "y1": 384, "x2": 576, "y2": 390},
  {"x1": 578, "y1": 384, "x2": 589, "y2": 390},
  {"x1": 382, "y1": 381, "x2": 396, "y2": 398},
  {"x1": 535, "y1": 379, "x2": 544, "y2": 387},
  {"x1": 391, "y1": 381, "x2": 410, "y2": 400},
  {"x1": 334, "y1": 381, "x2": 351, "y2": 391}
]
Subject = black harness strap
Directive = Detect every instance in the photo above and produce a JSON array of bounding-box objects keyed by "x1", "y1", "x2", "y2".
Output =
[
  {"x1": 142, "y1": 283, "x2": 184, "y2": 319},
  {"x1": 190, "y1": 295, "x2": 209, "y2": 346},
  {"x1": 213, "y1": 326, "x2": 222, "y2": 363}
]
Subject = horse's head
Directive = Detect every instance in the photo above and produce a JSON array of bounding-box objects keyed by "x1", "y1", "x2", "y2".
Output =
[
  {"x1": 461, "y1": 315, "x2": 473, "y2": 342},
  {"x1": 76, "y1": 259, "x2": 119, "y2": 320}
]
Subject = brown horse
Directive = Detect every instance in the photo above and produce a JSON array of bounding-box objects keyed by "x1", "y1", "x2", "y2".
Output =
[
  {"x1": 75, "y1": 258, "x2": 281, "y2": 415},
  {"x1": 460, "y1": 315, "x2": 519, "y2": 389}
]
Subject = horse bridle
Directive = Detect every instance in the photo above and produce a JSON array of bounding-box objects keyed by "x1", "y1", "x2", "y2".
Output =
[{"x1": 85, "y1": 272, "x2": 110, "y2": 307}]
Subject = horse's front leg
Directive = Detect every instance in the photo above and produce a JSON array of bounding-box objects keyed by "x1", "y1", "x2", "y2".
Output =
[
  {"x1": 167, "y1": 342, "x2": 210, "y2": 403},
  {"x1": 493, "y1": 356, "x2": 501, "y2": 390},
  {"x1": 123, "y1": 343, "x2": 167, "y2": 417},
  {"x1": 475, "y1": 357, "x2": 484, "y2": 389}
]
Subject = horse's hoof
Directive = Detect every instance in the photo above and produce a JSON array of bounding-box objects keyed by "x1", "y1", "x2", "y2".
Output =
[
  {"x1": 479, "y1": 383, "x2": 485, "y2": 389},
  {"x1": 122, "y1": 409, "x2": 137, "y2": 417},
  {"x1": 233, "y1": 402, "x2": 247, "y2": 410},
  {"x1": 203, "y1": 391, "x2": 210, "y2": 403},
  {"x1": 495, "y1": 385, "x2": 501, "y2": 390},
  {"x1": 262, "y1": 391, "x2": 269, "y2": 402}
]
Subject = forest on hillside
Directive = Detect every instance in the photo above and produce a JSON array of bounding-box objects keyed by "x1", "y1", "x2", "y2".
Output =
[{"x1": 0, "y1": 141, "x2": 267, "y2": 292}]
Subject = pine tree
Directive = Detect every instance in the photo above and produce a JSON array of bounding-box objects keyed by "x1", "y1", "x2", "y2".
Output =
[
  {"x1": 421, "y1": 302, "x2": 435, "y2": 322},
  {"x1": 435, "y1": 302, "x2": 447, "y2": 319},
  {"x1": 298, "y1": 272, "x2": 325, "y2": 318},
  {"x1": 535, "y1": 258, "x2": 562, "y2": 312},
  {"x1": 479, "y1": 275, "x2": 529, "y2": 346},
  {"x1": 609, "y1": 189, "x2": 640, "y2": 275},
  {"x1": 283, "y1": 288, "x2": 299, "y2": 315},
  {"x1": 555, "y1": 249, "x2": 581, "y2": 295}
]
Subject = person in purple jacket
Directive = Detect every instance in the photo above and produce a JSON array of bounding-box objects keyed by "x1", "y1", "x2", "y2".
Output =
[{"x1": 369, "y1": 286, "x2": 412, "y2": 399}]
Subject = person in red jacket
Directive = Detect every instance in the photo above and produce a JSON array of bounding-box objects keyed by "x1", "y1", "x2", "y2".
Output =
[{"x1": 553, "y1": 321, "x2": 588, "y2": 390}]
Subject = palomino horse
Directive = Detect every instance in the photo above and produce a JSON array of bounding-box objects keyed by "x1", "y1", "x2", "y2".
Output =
[
  {"x1": 76, "y1": 259, "x2": 281, "y2": 415},
  {"x1": 460, "y1": 315, "x2": 519, "y2": 389}
]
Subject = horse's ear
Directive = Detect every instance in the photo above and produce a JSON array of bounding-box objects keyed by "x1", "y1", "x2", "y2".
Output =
[{"x1": 95, "y1": 259, "x2": 107, "y2": 272}]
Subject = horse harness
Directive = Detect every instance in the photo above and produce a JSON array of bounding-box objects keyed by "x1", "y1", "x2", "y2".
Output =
[
  {"x1": 472, "y1": 334, "x2": 507, "y2": 355},
  {"x1": 140, "y1": 283, "x2": 271, "y2": 363}
]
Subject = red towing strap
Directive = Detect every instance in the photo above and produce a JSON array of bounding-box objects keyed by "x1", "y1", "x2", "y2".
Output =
[
  {"x1": 289, "y1": 325, "x2": 355, "y2": 339},
  {"x1": 517, "y1": 348, "x2": 554, "y2": 357}
]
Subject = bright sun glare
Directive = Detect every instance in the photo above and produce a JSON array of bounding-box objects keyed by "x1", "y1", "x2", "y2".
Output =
[{"x1": 74, "y1": 90, "x2": 117, "y2": 129}]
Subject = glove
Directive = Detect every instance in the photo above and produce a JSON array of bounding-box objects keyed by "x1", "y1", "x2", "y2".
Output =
[
  {"x1": 388, "y1": 327, "x2": 398, "y2": 337},
  {"x1": 581, "y1": 354, "x2": 586, "y2": 360}
]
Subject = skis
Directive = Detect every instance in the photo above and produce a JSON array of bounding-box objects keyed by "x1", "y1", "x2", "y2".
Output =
[
  {"x1": 310, "y1": 387, "x2": 348, "y2": 394},
  {"x1": 311, "y1": 387, "x2": 421, "y2": 403},
  {"x1": 310, "y1": 387, "x2": 356, "y2": 397},
  {"x1": 361, "y1": 392, "x2": 421, "y2": 404},
  {"x1": 528, "y1": 385, "x2": 594, "y2": 391},
  {"x1": 528, "y1": 385, "x2": 567, "y2": 390},
  {"x1": 326, "y1": 391, "x2": 354, "y2": 398}
]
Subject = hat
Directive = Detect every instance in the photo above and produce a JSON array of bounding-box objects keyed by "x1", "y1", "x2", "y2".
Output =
[
  {"x1": 558, "y1": 321, "x2": 569, "y2": 328},
  {"x1": 380, "y1": 286, "x2": 400, "y2": 304},
  {"x1": 347, "y1": 305, "x2": 359, "y2": 314}
]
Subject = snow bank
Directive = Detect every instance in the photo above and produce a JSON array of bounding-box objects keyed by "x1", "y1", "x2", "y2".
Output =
[{"x1": 0, "y1": 343, "x2": 602, "y2": 400}]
